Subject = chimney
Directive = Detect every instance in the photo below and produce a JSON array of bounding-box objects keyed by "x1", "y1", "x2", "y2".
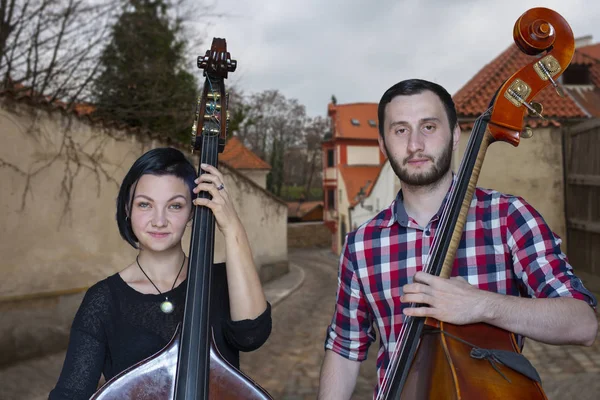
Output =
[{"x1": 575, "y1": 35, "x2": 593, "y2": 48}]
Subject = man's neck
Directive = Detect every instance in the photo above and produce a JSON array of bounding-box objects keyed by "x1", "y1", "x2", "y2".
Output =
[{"x1": 401, "y1": 172, "x2": 453, "y2": 227}]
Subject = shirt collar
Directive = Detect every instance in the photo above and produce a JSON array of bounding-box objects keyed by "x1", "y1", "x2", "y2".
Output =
[{"x1": 385, "y1": 173, "x2": 457, "y2": 229}]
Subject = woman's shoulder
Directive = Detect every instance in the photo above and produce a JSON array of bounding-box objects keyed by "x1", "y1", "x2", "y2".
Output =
[
  {"x1": 76, "y1": 275, "x2": 120, "y2": 318},
  {"x1": 85, "y1": 274, "x2": 119, "y2": 299}
]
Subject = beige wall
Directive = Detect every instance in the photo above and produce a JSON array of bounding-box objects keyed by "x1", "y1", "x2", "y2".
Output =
[
  {"x1": 0, "y1": 99, "x2": 287, "y2": 296},
  {"x1": 324, "y1": 167, "x2": 336, "y2": 180},
  {"x1": 237, "y1": 168, "x2": 269, "y2": 189},
  {"x1": 351, "y1": 161, "x2": 400, "y2": 229},
  {"x1": 335, "y1": 174, "x2": 350, "y2": 254},
  {"x1": 454, "y1": 127, "x2": 566, "y2": 244},
  {"x1": 346, "y1": 145, "x2": 380, "y2": 165}
]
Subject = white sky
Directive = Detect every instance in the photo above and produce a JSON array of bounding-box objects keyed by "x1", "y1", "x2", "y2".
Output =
[{"x1": 191, "y1": 0, "x2": 600, "y2": 117}]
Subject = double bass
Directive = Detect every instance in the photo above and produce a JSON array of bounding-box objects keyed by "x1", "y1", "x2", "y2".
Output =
[
  {"x1": 89, "y1": 39, "x2": 273, "y2": 399},
  {"x1": 377, "y1": 7, "x2": 575, "y2": 400}
]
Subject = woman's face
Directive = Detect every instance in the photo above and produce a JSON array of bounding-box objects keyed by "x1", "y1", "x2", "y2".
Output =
[{"x1": 129, "y1": 174, "x2": 192, "y2": 253}]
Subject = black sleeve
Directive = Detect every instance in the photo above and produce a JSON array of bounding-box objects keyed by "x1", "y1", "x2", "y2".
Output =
[
  {"x1": 211, "y1": 262, "x2": 272, "y2": 353},
  {"x1": 49, "y1": 282, "x2": 110, "y2": 400},
  {"x1": 223, "y1": 301, "x2": 272, "y2": 352}
]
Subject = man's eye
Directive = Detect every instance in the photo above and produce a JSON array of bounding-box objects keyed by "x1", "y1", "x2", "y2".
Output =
[
  {"x1": 423, "y1": 124, "x2": 436, "y2": 132},
  {"x1": 395, "y1": 128, "x2": 407, "y2": 134}
]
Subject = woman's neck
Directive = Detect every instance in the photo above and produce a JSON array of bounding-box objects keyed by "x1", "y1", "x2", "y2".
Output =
[{"x1": 136, "y1": 246, "x2": 187, "y2": 282}]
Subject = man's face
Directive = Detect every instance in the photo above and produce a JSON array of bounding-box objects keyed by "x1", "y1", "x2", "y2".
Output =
[{"x1": 379, "y1": 91, "x2": 459, "y2": 187}]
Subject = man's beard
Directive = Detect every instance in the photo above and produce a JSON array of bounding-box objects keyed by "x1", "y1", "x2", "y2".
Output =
[{"x1": 384, "y1": 138, "x2": 453, "y2": 187}]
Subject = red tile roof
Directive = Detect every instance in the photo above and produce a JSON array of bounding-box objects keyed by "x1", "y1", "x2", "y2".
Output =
[
  {"x1": 287, "y1": 201, "x2": 323, "y2": 218},
  {"x1": 578, "y1": 43, "x2": 600, "y2": 61},
  {"x1": 454, "y1": 44, "x2": 597, "y2": 122},
  {"x1": 339, "y1": 165, "x2": 383, "y2": 207},
  {"x1": 219, "y1": 136, "x2": 271, "y2": 170},
  {"x1": 328, "y1": 103, "x2": 379, "y2": 140}
]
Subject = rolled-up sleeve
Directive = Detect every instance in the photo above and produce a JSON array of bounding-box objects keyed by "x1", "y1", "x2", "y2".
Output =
[
  {"x1": 506, "y1": 196, "x2": 597, "y2": 307},
  {"x1": 324, "y1": 235, "x2": 375, "y2": 361}
]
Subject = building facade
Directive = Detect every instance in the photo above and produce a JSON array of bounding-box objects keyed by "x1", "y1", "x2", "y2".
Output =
[{"x1": 322, "y1": 102, "x2": 386, "y2": 254}]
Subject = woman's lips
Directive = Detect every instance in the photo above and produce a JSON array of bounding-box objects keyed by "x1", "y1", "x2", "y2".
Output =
[{"x1": 148, "y1": 232, "x2": 170, "y2": 238}]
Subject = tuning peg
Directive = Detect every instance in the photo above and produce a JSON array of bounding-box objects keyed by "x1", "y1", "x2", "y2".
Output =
[
  {"x1": 536, "y1": 60, "x2": 566, "y2": 97},
  {"x1": 508, "y1": 87, "x2": 546, "y2": 120},
  {"x1": 525, "y1": 101, "x2": 544, "y2": 119},
  {"x1": 521, "y1": 126, "x2": 534, "y2": 139}
]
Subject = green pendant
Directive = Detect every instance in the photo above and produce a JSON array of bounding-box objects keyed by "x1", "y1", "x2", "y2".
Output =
[{"x1": 160, "y1": 298, "x2": 174, "y2": 314}]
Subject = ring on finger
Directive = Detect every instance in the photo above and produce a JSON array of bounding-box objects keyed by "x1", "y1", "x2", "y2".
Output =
[{"x1": 216, "y1": 183, "x2": 225, "y2": 191}]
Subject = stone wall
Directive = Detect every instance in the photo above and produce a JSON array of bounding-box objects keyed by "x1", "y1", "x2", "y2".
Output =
[{"x1": 288, "y1": 222, "x2": 331, "y2": 249}]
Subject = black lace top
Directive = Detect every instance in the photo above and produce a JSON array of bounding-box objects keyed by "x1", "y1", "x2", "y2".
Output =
[{"x1": 49, "y1": 262, "x2": 272, "y2": 399}]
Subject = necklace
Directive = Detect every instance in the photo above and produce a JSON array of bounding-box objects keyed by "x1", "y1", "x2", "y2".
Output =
[{"x1": 136, "y1": 255, "x2": 186, "y2": 314}]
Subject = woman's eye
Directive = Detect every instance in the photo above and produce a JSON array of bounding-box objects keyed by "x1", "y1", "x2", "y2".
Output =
[
  {"x1": 169, "y1": 203, "x2": 182, "y2": 210},
  {"x1": 137, "y1": 202, "x2": 150, "y2": 209}
]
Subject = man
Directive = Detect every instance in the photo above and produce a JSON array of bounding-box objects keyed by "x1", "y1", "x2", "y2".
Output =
[{"x1": 317, "y1": 79, "x2": 598, "y2": 399}]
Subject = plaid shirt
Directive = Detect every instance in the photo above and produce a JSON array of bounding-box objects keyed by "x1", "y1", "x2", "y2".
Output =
[{"x1": 324, "y1": 183, "x2": 596, "y2": 397}]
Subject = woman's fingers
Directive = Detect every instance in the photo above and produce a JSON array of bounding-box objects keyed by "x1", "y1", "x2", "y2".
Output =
[{"x1": 200, "y1": 163, "x2": 225, "y2": 181}]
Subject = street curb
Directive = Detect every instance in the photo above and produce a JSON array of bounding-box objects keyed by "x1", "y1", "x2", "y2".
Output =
[{"x1": 263, "y1": 262, "x2": 305, "y2": 308}]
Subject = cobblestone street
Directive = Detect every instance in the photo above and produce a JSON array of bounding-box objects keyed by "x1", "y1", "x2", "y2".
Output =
[
  {"x1": 244, "y1": 249, "x2": 600, "y2": 400},
  {"x1": 1, "y1": 248, "x2": 599, "y2": 399},
  {"x1": 240, "y1": 249, "x2": 377, "y2": 399}
]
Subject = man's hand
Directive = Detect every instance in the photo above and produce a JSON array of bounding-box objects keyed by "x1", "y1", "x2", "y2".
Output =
[{"x1": 401, "y1": 271, "x2": 490, "y2": 325}]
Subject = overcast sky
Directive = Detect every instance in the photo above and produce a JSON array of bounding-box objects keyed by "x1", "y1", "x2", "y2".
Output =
[{"x1": 193, "y1": 0, "x2": 600, "y2": 117}]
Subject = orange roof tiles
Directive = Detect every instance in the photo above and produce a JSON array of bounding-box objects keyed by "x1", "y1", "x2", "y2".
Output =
[
  {"x1": 578, "y1": 43, "x2": 600, "y2": 61},
  {"x1": 339, "y1": 165, "x2": 383, "y2": 207},
  {"x1": 219, "y1": 136, "x2": 271, "y2": 170},
  {"x1": 287, "y1": 201, "x2": 323, "y2": 218},
  {"x1": 453, "y1": 44, "x2": 593, "y2": 120},
  {"x1": 328, "y1": 103, "x2": 379, "y2": 140}
]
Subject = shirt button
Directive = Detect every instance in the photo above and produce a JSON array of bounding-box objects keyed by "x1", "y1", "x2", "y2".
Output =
[{"x1": 424, "y1": 230, "x2": 430, "y2": 236}]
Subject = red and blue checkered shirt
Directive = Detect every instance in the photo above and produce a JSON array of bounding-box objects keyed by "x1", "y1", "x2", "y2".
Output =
[{"x1": 324, "y1": 184, "x2": 596, "y2": 397}]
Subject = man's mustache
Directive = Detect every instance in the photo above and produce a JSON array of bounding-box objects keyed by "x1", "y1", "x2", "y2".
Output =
[{"x1": 403, "y1": 154, "x2": 434, "y2": 165}]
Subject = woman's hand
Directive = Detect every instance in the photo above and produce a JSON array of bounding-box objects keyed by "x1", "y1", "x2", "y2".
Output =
[
  {"x1": 193, "y1": 164, "x2": 267, "y2": 322},
  {"x1": 192, "y1": 163, "x2": 242, "y2": 235}
]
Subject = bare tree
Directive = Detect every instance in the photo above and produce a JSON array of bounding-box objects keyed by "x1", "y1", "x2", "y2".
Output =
[
  {"x1": 0, "y1": 0, "x2": 127, "y2": 107},
  {"x1": 235, "y1": 90, "x2": 307, "y2": 196},
  {"x1": 302, "y1": 116, "x2": 327, "y2": 197},
  {"x1": 230, "y1": 89, "x2": 328, "y2": 199}
]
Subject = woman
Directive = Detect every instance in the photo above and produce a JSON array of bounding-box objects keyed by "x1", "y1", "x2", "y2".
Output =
[{"x1": 49, "y1": 147, "x2": 271, "y2": 399}]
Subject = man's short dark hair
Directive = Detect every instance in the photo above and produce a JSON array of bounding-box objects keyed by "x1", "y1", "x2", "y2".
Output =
[
  {"x1": 116, "y1": 147, "x2": 197, "y2": 248},
  {"x1": 377, "y1": 79, "x2": 458, "y2": 136}
]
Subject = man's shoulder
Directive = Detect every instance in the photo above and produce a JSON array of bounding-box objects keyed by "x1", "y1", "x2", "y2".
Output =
[
  {"x1": 353, "y1": 205, "x2": 394, "y2": 233},
  {"x1": 473, "y1": 186, "x2": 532, "y2": 208},
  {"x1": 345, "y1": 204, "x2": 395, "y2": 251}
]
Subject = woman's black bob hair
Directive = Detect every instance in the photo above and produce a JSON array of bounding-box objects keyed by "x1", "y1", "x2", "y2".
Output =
[{"x1": 116, "y1": 147, "x2": 197, "y2": 248}]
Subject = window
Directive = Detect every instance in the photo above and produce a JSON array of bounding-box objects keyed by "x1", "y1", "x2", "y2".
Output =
[
  {"x1": 351, "y1": 118, "x2": 360, "y2": 126},
  {"x1": 368, "y1": 119, "x2": 377, "y2": 127},
  {"x1": 327, "y1": 189, "x2": 335, "y2": 209},
  {"x1": 561, "y1": 65, "x2": 590, "y2": 85},
  {"x1": 327, "y1": 149, "x2": 334, "y2": 167}
]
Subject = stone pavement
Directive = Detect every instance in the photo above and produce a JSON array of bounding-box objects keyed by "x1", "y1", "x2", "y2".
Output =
[
  {"x1": 1, "y1": 248, "x2": 599, "y2": 399},
  {"x1": 245, "y1": 249, "x2": 600, "y2": 399}
]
